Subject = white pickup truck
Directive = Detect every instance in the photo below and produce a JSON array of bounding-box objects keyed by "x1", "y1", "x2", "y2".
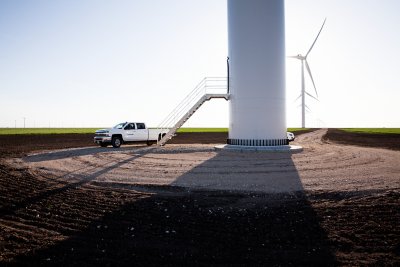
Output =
[{"x1": 94, "y1": 122, "x2": 168, "y2": 148}]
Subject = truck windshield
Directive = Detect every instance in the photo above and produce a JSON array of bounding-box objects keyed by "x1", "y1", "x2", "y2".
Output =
[{"x1": 113, "y1": 122, "x2": 126, "y2": 129}]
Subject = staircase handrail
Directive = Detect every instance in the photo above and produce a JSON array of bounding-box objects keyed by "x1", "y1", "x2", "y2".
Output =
[
  {"x1": 157, "y1": 79, "x2": 205, "y2": 129},
  {"x1": 157, "y1": 77, "x2": 227, "y2": 130}
]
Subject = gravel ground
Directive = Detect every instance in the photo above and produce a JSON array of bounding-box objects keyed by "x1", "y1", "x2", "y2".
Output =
[
  {"x1": 10, "y1": 129, "x2": 400, "y2": 193},
  {"x1": 1, "y1": 129, "x2": 399, "y2": 266}
]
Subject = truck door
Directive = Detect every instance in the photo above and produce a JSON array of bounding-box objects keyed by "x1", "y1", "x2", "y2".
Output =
[
  {"x1": 123, "y1": 123, "x2": 136, "y2": 141},
  {"x1": 133, "y1": 123, "x2": 148, "y2": 141}
]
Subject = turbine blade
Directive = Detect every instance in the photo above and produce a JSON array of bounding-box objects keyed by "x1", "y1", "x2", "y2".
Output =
[
  {"x1": 288, "y1": 55, "x2": 299, "y2": 58},
  {"x1": 305, "y1": 60, "x2": 318, "y2": 98},
  {"x1": 293, "y1": 94, "x2": 302, "y2": 103},
  {"x1": 306, "y1": 91, "x2": 319, "y2": 101},
  {"x1": 306, "y1": 18, "x2": 326, "y2": 57}
]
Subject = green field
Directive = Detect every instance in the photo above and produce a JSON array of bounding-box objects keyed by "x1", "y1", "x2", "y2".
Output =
[
  {"x1": 0, "y1": 128, "x2": 99, "y2": 135},
  {"x1": 340, "y1": 128, "x2": 400, "y2": 134},
  {"x1": 287, "y1": 128, "x2": 307, "y2": 133},
  {"x1": 0, "y1": 127, "x2": 309, "y2": 135},
  {"x1": 177, "y1": 128, "x2": 307, "y2": 133},
  {"x1": 177, "y1": 128, "x2": 228, "y2": 133}
]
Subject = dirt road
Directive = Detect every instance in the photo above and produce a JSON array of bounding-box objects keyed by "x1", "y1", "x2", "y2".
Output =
[{"x1": 12, "y1": 129, "x2": 400, "y2": 193}]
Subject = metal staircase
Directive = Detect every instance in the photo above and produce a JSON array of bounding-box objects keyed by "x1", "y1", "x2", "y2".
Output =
[{"x1": 157, "y1": 77, "x2": 229, "y2": 146}]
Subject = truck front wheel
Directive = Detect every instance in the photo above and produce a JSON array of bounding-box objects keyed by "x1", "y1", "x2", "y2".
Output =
[
  {"x1": 112, "y1": 136, "x2": 122, "y2": 148},
  {"x1": 100, "y1": 142, "x2": 108, "y2": 147}
]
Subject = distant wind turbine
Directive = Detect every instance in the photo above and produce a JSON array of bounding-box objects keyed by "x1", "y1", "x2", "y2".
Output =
[{"x1": 289, "y1": 18, "x2": 326, "y2": 128}]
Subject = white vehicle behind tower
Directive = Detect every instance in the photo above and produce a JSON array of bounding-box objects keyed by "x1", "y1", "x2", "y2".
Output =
[{"x1": 287, "y1": 132, "x2": 295, "y2": 142}]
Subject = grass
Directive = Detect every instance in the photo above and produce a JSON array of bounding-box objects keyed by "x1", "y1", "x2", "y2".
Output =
[
  {"x1": 177, "y1": 128, "x2": 308, "y2": 133},
  {"x1": 0, "y1": 128, "x2": 99, "y2": 135},
  {"x1": 287, "y1": 128, "x2": 308, "y2": 132},
  {"x1": 177, "y1": 128, "x2": 228, "y2": 133},
  {"x1": 0, "y1": 127, "x2": 309, "y2": 135},
  {"x1": 340, "y1": 128, "x2": 400, "y2": 134}
]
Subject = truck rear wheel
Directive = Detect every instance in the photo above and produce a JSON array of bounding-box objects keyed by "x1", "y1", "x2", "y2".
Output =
[{"x1": 112, "y1": 136, "x2": 122, "y2": 148}]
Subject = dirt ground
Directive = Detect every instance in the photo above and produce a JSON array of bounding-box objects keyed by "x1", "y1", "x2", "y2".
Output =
[
  {"x1": 1, "y1": 129, "x2": 399, "y2": 266},
  {"x1": 324, "y1": 128, "x2": 400, "y2": 151}
]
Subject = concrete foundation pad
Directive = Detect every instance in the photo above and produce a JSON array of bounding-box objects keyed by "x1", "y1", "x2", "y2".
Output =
[{"x1": 214, "y1": 144, "x2": 303, "y2": 153}]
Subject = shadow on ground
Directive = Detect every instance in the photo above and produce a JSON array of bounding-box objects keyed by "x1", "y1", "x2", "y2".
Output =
[
  {"x1": 3, "y1": 147, "x2": 339, "y2": 266},
  {"x1": 24, "y1": 145, "x2": 150, "y2": 162},
  {"x1": 11, "y1": 191, "x2": 337, "y2": 266},
  {"x1": 171, "y1": 150, "x2": 304, "y2": 193}
]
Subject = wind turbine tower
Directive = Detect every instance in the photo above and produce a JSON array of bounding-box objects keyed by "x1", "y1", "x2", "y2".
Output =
[
  {"x1": 289, "y1": 19, "x2": 326, "y2": 128},
  {"x1": 227, "y1": 0, "x2": 288, "y2": 147}
]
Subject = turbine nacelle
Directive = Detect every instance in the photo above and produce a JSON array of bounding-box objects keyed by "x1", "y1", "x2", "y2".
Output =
[{"x1": 288, "y1": 54, "x2": 306, "y2": 60}]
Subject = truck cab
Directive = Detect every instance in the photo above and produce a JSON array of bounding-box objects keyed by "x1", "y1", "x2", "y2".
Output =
[{"x1": 113, "y1": 122, "x2": 148, "y2": 142}]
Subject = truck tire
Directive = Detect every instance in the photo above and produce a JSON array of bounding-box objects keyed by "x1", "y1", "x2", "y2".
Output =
[
  {"x1": 146, "y1": 141, "x2": 154, "y2": 146},
  {"x1": 112, "y1": 136, "x2": 122, "y2": 148},
  {"x1": 158, "y1": 133, "x2": 167, "y2": 142},
  {"x1": 100, "y1": 142, "x2": 108, "y2": 147}
]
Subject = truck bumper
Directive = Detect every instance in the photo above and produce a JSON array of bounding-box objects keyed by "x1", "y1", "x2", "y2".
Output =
[{"x1": 94, "y1": 137, "x2": 112, "y2": 144}]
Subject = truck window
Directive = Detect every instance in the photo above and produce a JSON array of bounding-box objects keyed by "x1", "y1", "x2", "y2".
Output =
[
  {"x1": 124, "y1": 123, "x2": 136, "y2": 130},
  {"x1": 113, "y1": 122, "x2": 127, "y2": 129},
  {"x1": 136, "y1": 123, "x2": 146, "y2": 130}
]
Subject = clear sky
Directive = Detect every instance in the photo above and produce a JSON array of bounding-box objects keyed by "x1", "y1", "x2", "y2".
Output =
[{"x1": 1, "y1": 0, "x2": 399, "y2": 128}]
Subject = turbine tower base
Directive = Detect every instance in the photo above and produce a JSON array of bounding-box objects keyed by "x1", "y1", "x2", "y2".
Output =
[
  {"x1": 227, "y1": 138, "x2": 289, "y2": 146},
  {"x1": 215, "y1": 144, "x2": 303, "y2": 153}
]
